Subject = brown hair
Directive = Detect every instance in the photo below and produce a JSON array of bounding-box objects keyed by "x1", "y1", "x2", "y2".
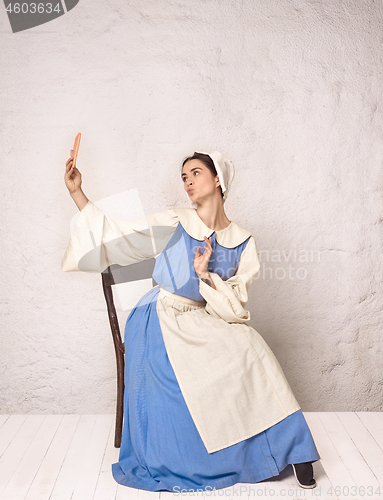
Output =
[{"x1": 181, "y1": 152, "x2": 224, "y2": 198}]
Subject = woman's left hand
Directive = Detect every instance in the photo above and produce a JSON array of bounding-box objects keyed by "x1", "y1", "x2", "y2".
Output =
[{"x1": 194, "y1": 236, "x2": 213, "y2": 277}]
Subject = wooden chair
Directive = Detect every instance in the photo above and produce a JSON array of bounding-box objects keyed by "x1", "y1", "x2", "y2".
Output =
[{"x1": 101, "y1": 259, "x2": 157, "y2": 448}]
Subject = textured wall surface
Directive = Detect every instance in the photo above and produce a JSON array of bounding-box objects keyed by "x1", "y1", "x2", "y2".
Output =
[{"x1": 0, "y1": 0, "x2": 382, "y2": 414}]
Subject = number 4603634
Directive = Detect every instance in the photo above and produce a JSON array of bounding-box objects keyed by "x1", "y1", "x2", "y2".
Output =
[{"x1": 6, "y1": 3, "x2": 62, "y2": 14}]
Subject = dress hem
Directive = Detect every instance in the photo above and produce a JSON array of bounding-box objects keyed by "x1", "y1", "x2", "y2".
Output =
[{"x1": 111, "y1": 450, "x2": 321, "y2": 493}]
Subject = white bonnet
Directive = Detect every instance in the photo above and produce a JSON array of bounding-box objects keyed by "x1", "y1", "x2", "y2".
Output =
[{"x1": 182, "y1": 151, "x2": 235, "y2": 209}]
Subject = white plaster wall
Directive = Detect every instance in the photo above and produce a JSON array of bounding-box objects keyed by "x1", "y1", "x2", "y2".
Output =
[{"x1": 0, "y1": 0, "x2": 382, "y2": 414}]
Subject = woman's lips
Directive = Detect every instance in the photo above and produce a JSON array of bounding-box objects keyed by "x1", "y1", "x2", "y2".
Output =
[{"x1": 187, "y1": 189, "x2": 194, "y2": 194}]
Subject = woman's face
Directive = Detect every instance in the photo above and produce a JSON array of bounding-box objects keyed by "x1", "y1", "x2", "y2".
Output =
[{"x1": 181, "y1": 159, "x2": 220, "y2": 204}]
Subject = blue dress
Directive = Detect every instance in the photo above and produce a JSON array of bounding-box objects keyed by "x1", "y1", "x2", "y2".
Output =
[{"x1": 111, "y1": 219, "x2": 321, "y2": 492}]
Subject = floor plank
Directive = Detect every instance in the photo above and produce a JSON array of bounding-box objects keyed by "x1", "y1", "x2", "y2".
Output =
[
  {"x1": 137, "y1": 490, "x2": 161, "y2": 499},
  {"x1": 0, "y1": 415, "x2": 10, "y2": 429},
  {"x1": 303, "y1": 412, "x2": 340, "y2": 499},
  {"x1": 1, "y1": 415, "x2": 63, "y2": 500},
  {"x1": 93, "y1": 416, "x2": 119, "y2": 500},
  {"x1": 0, "y1": 414, "x2": 45, "y2": 497},
  {"x1": 318, "y1": 412, "x2": 380, "y2": 492},
  {"x1": 0, "y1": 415, "x2": 28, "y2": 458},
  {"x1": 337, "y1": 412, "x2": 383, "y2": 486},
  {"x1": 71, "y1": 414, "x2": 115, "y2": 500},
  {"x1": 24, "y1": 414, "x2": 81, "y2": 500},
  {"x1": 49, "y1": 414, "x2": 98, "y2": 500},
  {"x1": 317, "y1": 412, "x2": 358, "y2": 489},
  {"x1": 115, "y1": 483, "x2": 140, "y2": 499},
  {"x1": 356, "y1": 412, "x2": 383, "y2": 452}
]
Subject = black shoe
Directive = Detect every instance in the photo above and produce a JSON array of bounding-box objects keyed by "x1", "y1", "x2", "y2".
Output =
[{"x1": 292, "y1": 461, "x2": 317, "y2": 489}]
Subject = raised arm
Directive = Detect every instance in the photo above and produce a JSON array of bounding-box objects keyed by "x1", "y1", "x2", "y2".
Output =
[
  {"x1": 62, "y1": 201, "x2": 180, "y2": 273},
  {"x1": 62, "y1": 155, "x2": 180, "y2": 273},
  {"x1": 64, "y1": 156, "x2": 89, "y2": 211}
]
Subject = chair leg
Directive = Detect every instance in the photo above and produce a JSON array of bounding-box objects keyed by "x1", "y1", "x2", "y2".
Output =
[
  {"x1": 115, "y1": 346, "x2": 124, "y2": 448},
  {"x1": 101, "y1": 273, "x2": 126, "y2": 449}
]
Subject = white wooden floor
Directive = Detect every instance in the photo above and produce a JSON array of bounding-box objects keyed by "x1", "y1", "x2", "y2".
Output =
[{"x1": 0, "y1": 413, "x2": 382, "y2": 500}]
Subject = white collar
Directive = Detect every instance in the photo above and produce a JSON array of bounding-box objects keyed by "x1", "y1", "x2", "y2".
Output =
[{"x1": 172, "y1": 208, "x2": 252, "y2": 248}]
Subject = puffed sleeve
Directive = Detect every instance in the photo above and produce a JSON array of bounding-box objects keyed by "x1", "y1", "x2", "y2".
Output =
[
  {"x1": 198, "y1": 236, "x2": 260, "y2": 323},
  {"x1": 61, "y1": 200, "x2": 180, "y2": 273}
]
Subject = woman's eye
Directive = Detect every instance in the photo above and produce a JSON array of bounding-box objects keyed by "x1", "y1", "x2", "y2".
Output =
[{"x1": 182, "y1": 171, "x2": 199, "y2": 182}]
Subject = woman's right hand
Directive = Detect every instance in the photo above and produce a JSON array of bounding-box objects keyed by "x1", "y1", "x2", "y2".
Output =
[{"x1": 64, "y1": 156, "x2": 82, "y2": 194}]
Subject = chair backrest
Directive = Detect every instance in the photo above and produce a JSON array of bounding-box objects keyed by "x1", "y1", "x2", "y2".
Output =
[{"x1": 102, "y1": 258, "x2": 158, "y2": 287}]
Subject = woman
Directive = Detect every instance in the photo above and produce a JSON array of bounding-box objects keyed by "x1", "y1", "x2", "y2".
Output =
[{"x1": 62, "y1": 150, "x2": 320, "y2": 492}]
